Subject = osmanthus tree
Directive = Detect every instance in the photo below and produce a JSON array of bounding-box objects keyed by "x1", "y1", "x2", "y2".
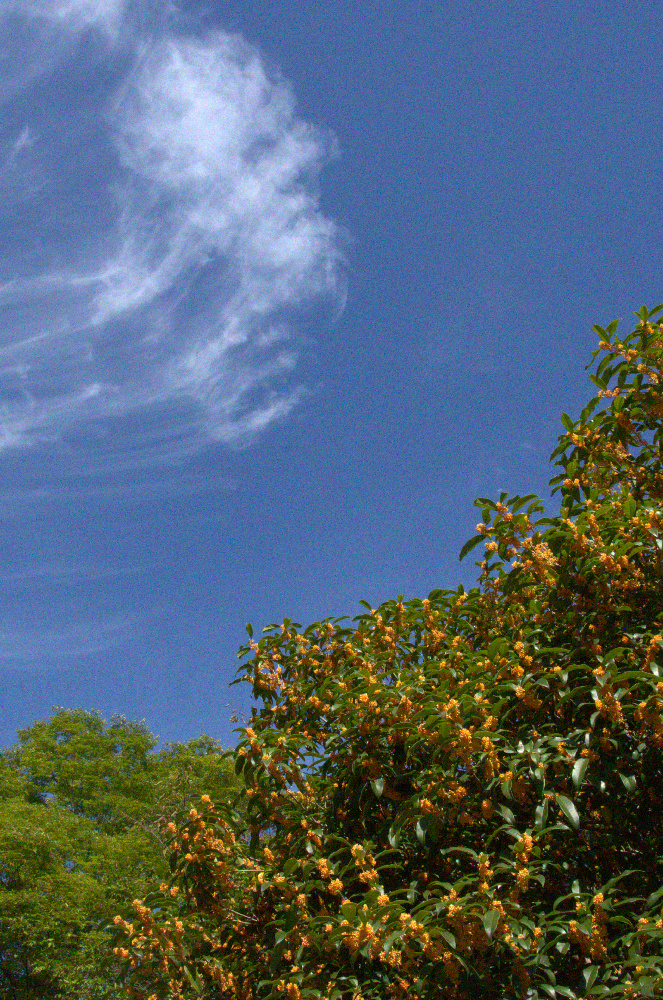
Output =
[{"x1": 115, "y1": 305, "x2": 663, "y2": 1000}]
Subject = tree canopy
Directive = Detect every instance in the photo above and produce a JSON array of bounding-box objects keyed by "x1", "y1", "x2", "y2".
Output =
[
  {"x1": 0, "y1": 709, "x2": 241, "y2": 999},
  {"x1": 116, "y1": 305, "x2": 663, "y2": 1000}
]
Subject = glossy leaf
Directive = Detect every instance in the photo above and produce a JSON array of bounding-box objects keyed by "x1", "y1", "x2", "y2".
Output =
[
  {"x1": 483, "y1": 908, "x2": 500, "y2": 940},
  {"x1": 458, "y1": 533, "x2": 484, "y2": 562},
  {"x1": 556, "y1": 794, "x2": 580, "y2": 829},
  {"x1": 571, "y1": 757, "x2": 589, "y2": 789}
]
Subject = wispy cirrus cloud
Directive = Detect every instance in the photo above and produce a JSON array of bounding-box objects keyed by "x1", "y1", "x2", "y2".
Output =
[
  {"x1": 0, "y1": 0, "x2": 343, "y2": 468},
  {"x1": 0, "y1": 558, "x2": 160, "y2": 583},
  {"x1": 0, "y1": 611, "x2": 146, "y2": 662}
]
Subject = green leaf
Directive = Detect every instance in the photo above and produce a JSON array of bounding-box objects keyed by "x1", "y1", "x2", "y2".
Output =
[
  {"x1": 483, "y1": 908, "x2": 500, "y2": 940},
  {"x1": 619, "y1": 773, "x2": 637, "y2": 794},
  {"x1": 512, "y1": 493, "x2": 539, "y2": 513},
  {"x1": 624, "y1": 497, "x2": 637, "y2": 518},
  {"x1": 183, "y1": 965, "x2": 202, "y2": 995},
  {"x1": 561, "y1": 413, "x2": 574, "y2": 432},
  {"x1": 496, "y1": 803, "x2": 515, "y2": 824},
  {"x1": 534, "y1": 800, "x2": 549, "y2": 830},
  {"x1": 571, "y1": 757, "x2": 589, "y2": 789},
  {"x1": 415, "y1": 817, "x2": 430, "y2": 844},
  {"x1": 459, "y1": 534, "x2": 484, "y2": 562},
  {"x1": 486, "y1": 638, "x2": 506, "y2": 659},
  {"x1": 382, "y1": 930, "x2": 401, "y2": 956},
  {"x1": 371, "y1": 778, "x2": 384, "y2": 798},
  {"x1": 556, "y1": 794, "x2": 580, "y2": 829},
  {"x1": 645, "y1": 885, "x2": 663, "y2": 909},
  {"x1": 582, "y1": 966, "x2": 599, "y2": 989}
]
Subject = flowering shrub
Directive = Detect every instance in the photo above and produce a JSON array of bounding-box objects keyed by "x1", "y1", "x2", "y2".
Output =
[{"x1": 114, "y1": 305, "x2": 663, "y2": 999}]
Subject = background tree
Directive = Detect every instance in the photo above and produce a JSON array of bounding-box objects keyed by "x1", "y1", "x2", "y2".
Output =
[
  {"x1": 0, "y1": 709, "x2": 242, "y2": 999},
  {"x1": 116, "y1": 306, "x2": 663, "y2": 1000}
]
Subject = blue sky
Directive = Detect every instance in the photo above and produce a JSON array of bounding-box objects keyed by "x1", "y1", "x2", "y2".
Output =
[{"x1": 0, "y1": 0, "x2": 661, "y2": 749}]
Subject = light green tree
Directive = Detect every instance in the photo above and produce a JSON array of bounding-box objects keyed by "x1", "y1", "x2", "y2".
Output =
[{"x1": 0, "y1": 708, "x2": 242, "y2": 999}]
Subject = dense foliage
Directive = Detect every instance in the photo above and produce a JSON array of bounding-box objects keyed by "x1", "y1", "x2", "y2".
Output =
[
  {"x1": 116, "y1": 306, "x2": 663, "y2": 1000},
  {"x1": 0, "y1": 709, "x2": 240, "y2": 999}
]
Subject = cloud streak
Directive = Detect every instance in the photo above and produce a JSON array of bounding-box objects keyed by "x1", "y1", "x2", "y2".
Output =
[
  {"x1": 0, "y1": 1, "x2": 343, "y2": 467},
  {"x1": 0, "y1": 610, "x2": 145, "y2": 662}
]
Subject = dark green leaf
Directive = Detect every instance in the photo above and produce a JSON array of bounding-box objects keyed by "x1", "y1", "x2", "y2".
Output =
[
  {"x1": 415, "y1": 817, "x2": 430, "y2": 844},
  {"x1": 495, "y1": 803, "x2": 515, "y2": 824},
  {"x1": 183, "y1": 966, "x2": 202, "y2": 995},
  {"x1": 459, "y1": 534, "x2": 484, "y2": 562}
]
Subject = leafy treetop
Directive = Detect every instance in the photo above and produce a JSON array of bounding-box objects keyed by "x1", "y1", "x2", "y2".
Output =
[{"x1": 0, "y1": 709, "x2": 242, "y2": 1000}]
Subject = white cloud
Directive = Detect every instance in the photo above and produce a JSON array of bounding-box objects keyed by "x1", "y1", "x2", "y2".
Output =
[
  {"x1": 0, "y1": 5, "x2": 343, "y2": 463},
  {"x1": 5, "y1": 0, "x2": 127, "y2": 38}
]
